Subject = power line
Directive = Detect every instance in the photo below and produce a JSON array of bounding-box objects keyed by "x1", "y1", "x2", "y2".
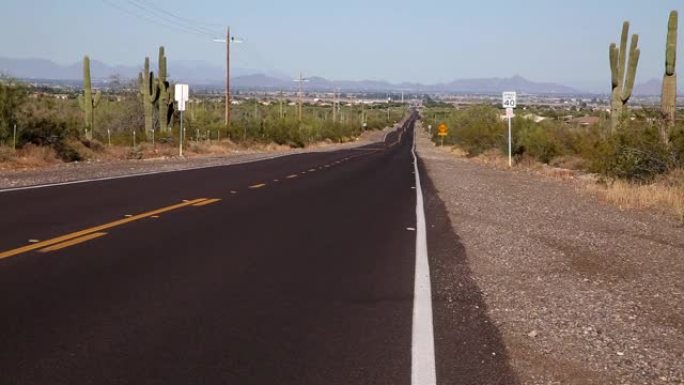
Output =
[
  {"x1": 100, "y1": 0, "x2": 219, "y2": 38},
  {"x1": 132, "y1": 0, "x2": 224, "y2": 30},
  {"x1": 123, "y1": 0, "x2": 219, "y2": 37},
  {"x1": 125, "y1": 0, "x2": 220, "y2": 37}
]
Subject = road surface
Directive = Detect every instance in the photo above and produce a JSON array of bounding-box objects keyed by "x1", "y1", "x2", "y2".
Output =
[{"x1": 0, "y1": 114, "x2": 517, "y2": 384}]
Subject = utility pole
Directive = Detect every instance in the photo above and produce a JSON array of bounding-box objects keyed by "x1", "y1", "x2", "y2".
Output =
[
  {"x1": 294, "y1": 72, "x2": 309, "y2": 121},
  {"x1": 298, "y1": 72, "x2": 303, "y2": 121},
  {"x1": 279, "y1": 90, "x2": 284, "y2": 119},
  {"x1": 225, "y1": 26, "x2": 231, "y2": 127},
  {"x1": 214, "y1": 27, "x2": 242, "y2": 127},
  {"x1": 332, "y1": 90, "x2": 337, "y2": 123}
]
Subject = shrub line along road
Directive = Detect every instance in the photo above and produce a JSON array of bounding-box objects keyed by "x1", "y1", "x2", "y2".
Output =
[{"x1": 0, "y1": 113, "x2": 516, "y2": 384}]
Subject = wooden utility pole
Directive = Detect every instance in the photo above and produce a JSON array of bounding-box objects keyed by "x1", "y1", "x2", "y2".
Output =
[
  {"x1": 279, "y1": 90, "x2": 284, "y2": 119},
  {"x1": 297, "y1": 72, "x2": 304, "y2": 121},
  {"x1": 332, "y1": 90, "x2": 337, "y2": 123},
  {"x1": 225, "y1": 26, "x2": 231, "y2": 127}
]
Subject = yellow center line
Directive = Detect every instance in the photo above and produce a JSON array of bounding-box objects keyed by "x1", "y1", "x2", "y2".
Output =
[
  {"x1": 0, "y1": 198, "x2": 207, "y2": 260},
  {"x1": 193, "y1": 198, "x2": 222, "y2": 207},
  {"x1": 39, "y1": 233, "x2": 108, "y2": 253},
  {"x1": 286, "y1": 174, "x2": 298, "y2": 179},
  {"x1": 249, "y1": 183, "x2": 267, "y2": 189}
]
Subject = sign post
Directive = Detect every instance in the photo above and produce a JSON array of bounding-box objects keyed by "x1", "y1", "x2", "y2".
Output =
[
  {"x1": 502, "y1": 92, "x2": 517, "y2": 167},
  {"x1": 175, "y1": 84, "x2": 190, "y2": 157},
  {"x1": 437, "y1": 123, "x2": 448, "y2": 146}
]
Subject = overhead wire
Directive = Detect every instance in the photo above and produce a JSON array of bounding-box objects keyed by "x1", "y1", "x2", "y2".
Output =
[
  {"x1": 100, "y1": 0, "x2": 282, "y2": 78},
  {"x1": 124, "y1": 0, "x2": 221, "y2": 37},
  {"x1": 100, "y1": 0, "x2": 220, "y2": 38},
  {"x1": 131, "y1": 0, "x2": 225, "y2": 30}
]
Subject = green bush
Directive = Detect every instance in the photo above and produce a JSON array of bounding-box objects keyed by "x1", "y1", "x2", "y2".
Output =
[
  {"x1": 669, "y1": 121, "x2": 684, "y2": 167},
  {"x1": 430, "y1": 105, "x2": 503, "y2": 156},
  {"x1": 0, "y1": 78, "x2": 27, "y2": 143},
  {"x1": 591, "y1": 124, "x2": 671, "y2": 182},
  {"x1": 516, "y1": 122, "x2": 561, "y2": 163}
]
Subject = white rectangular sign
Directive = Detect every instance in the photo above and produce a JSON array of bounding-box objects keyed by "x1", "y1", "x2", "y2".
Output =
[
  {"x1": 175, "y1": 84, "x2": 189, "y2": 111},
  {"x1": 502, "y1": 92, "x2": 517, "y2": 109},
  {"x1": 505, "y1": 107, "x2": 514, "y2": 118}
]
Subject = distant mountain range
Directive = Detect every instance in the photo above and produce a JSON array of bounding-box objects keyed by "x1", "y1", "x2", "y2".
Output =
[
  {"x1": 0, "y1": 56, "x2": 632, "y2": 95},
  {"x1": 633, "y1": 78, "x2": 684, "y2": 96},
  {"x1": 0, "y1": 57, "x2": 282, "y2": 85}
]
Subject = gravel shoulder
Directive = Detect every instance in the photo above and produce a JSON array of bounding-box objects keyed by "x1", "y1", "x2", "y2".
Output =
[
  {"x1": 416, "y1": 128, "x2": 683, "y2": 384},
  {"x1": 0, "y1": 127, "x2": 393, "y2": 190}
]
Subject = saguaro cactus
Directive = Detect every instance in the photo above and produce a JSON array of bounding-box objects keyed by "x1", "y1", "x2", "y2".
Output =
[
  {"x1": 78, "y1": 56, "x2": 101, "y2": 140},
  {"x1": 661, "y1": 10, "x2": 678, "y2": 129},
  {"x1": 138, "y1": 57, "x2": 159, "y2": 134},
  {"x1": 609, "y1": 21, "x2": 641, "y2": 131},
  {"x1": 157, "y1": 46, "x2": 174, "y2": 134}
]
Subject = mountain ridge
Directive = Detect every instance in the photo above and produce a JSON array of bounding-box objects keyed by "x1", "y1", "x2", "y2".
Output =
[{"x1": 1, "y1": 56, "x2": 587, "y2": 94}]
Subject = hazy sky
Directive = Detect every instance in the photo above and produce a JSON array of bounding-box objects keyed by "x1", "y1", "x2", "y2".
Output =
[{"x1": 1, "y1": 0, "x2": 681, "y2": 89}]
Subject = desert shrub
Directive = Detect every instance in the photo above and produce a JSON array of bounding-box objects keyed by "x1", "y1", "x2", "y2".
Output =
[
  {"x1": 591, "y1": 124, "x2": 671, "y2": 182},
  {"x1": 53, "y1": 141, "x2": 83, "y2": 162},
  {"x1": 511, "y1": 117, "x2": 563, "y2": 163},
  {"x1": 17, "y1": 117, "x2": 87, "y2": 161},
  {"x1": 95, "y1": 95, "x2": 144, "y2": 137},
  {"x1": 669, "y1": 121, "x2": 684, "y2": 167},
  {"x1": 434, "y1": 105, "x2": 503, "y2": 156},
  {"x1": 0, "y1": 78, "x2": 27, "y2": 142}
]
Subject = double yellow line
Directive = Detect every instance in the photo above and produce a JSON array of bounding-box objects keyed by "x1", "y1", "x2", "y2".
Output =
[{"x1": 0, "y1": 198, "x2": 216, "y2": 260}]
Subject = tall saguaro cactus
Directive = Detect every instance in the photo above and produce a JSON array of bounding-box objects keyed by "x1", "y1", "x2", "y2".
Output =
[
  {"x1": 662, "y1": 10, "x2": 678, "y2": 129},
  {"x1": 157, "y1": 46, "x2": 174, "y2": 134},
  {"x1": 138, "y1": 57, "x2": 159, "y2": 134},
  {"x1": 78, "y1": 56, "x2": 101, "y2": 140},
  {"x1": 609, "y1": 21, "x2": 641, "y2": 131}
]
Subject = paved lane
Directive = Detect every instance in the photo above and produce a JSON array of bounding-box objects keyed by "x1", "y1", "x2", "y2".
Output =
[{"x1": 0, "y1": 117, "x2": 420, "y2": 385}]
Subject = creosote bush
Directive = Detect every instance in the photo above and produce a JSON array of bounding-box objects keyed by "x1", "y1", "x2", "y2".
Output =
[{"x1": 426, "y1": 105, "x2": 684, "y2": 182}]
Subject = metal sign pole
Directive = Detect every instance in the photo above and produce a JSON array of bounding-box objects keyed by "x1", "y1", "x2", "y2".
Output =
[
  {"x1": 502, "y1": 91, "x2": 516, "y2": 168},
  {"x1": 179, "y1": 111, "x2": 184, "y2": 157},
  {"x1": 12, "y1": 124, "x2": 17, "y2": 151},
  {"x1": 175, "y1": 83, "x2": 190, "y2": 157},
  {"x1": 508, "y1": 116, "x2": 512, "y2": 167}
]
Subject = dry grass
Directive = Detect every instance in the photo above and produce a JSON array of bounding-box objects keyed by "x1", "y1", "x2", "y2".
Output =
[
  {"x1": 0, "y1": 144, "x2": 59, "y2": 170},
  {"x1": 587, "y1": 170, "x2": 684, "y2": 223}
]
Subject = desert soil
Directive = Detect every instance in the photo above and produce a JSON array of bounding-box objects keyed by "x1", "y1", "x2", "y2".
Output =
[{"x1": 416, "y1": 126, "x2": 683, "y2": 384}]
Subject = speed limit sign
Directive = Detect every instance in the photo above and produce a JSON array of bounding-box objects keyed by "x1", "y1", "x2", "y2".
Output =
[{"x1": 502, "y1": 92, "x2": 517, "y2": 108}]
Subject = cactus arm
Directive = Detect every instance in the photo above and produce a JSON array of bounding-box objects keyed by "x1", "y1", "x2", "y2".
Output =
[
  {"x1": 150, "y1": 72, "x2": 159, "y2": 103},
  {"x1": 610, "y1": 43, "x2": 619, "y2": 87},
  {"x1": 618, "y1": 21, "x2": 630, "y2": 87},
  {"x1": 623, "y1": 38, "x2": 640, "y2": 103},
  {"x1": 83, "y1": 55, "x2": 92, "y2": 91},
  {"x1": 665, "y1": 10, "x2": 678, "y2": 76},
  {"x1": 94, "y1": 91, "x2": 102, "y2": 108}
]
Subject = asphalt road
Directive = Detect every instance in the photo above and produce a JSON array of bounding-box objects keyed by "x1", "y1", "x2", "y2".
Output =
[{"x1": 0, "y1": 114, "x2": 517, "y2": 385}]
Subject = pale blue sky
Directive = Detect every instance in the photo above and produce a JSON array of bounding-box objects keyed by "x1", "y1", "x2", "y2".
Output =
[{"x1": 1, "y1": 0, "x2": 681, "y2": 89}]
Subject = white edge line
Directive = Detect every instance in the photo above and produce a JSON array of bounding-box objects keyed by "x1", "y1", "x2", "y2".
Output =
[
  {"x1": 411, "y1": 122, "x2": 437, "y2": 385},
  {"x1": 0, "y1": 152, "x2": 301, "y2": 193}
]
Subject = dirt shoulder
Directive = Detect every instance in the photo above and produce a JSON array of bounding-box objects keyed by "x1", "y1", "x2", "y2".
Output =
[
  {"x1": 416, "y1": 129, "x2": 683, "y2": 384},
  {"x1": 0, "y1": 126, "x2": 393, "y2": 190}
]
